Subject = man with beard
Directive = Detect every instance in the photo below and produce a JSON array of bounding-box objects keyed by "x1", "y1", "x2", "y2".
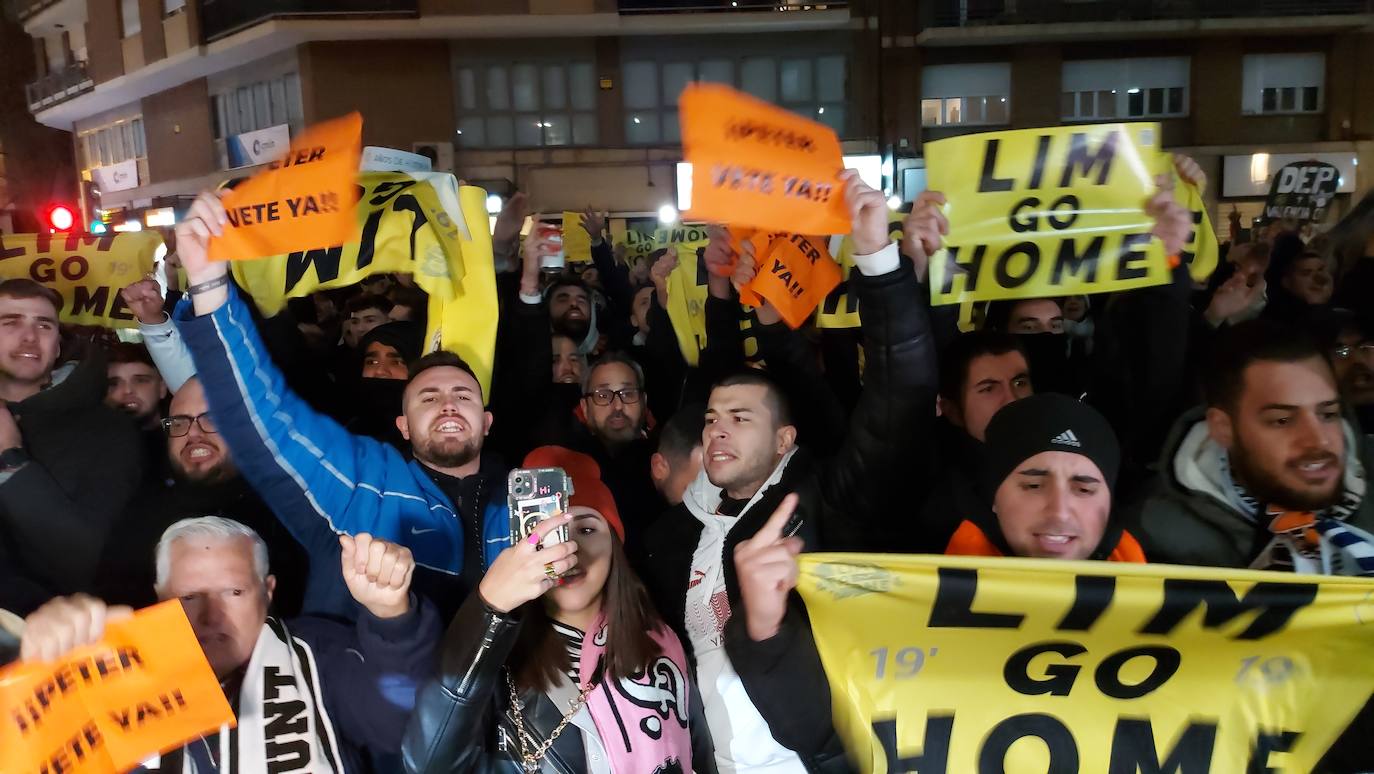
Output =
[
  {"x1": 0, "y1": 279, "x2": 143, "y2": 617},
  {"x1": 1324, "y1": 311, "x2": 1374, "y2": 432},
  {"x1": 106, "y1": 341, "x2": 171, "y2": 483},
  {"x1": 94, "y1": 378, "x2": 309, "y2": 614},
  {"x1": 547, "y1": 277, "x2": 598, "y2": 354},
  {"x1": 168, "y1": 189, "x2": 513, "y2": 623},
  {"x1": 105, "y1": 342, "x2": 168, "y2": 429},
  {"x1": 1131, "y1": 318, "x2": 1374, "y2": 574}
]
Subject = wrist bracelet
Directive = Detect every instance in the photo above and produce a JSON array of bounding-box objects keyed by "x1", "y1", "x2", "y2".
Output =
[{"x1": 187, "y1": 274, "x2": 230, "y2": 295}]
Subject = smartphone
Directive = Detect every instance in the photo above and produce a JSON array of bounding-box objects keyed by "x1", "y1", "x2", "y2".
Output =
[
  {"x1": 537, "y1": 223, "x2": 565, "y2": 271},
  {"x1": 508, "y1": 467, "x2": 574, "y2": 547}
]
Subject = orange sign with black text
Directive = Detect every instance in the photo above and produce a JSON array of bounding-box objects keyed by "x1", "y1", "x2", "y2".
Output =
[
  {"x1": 681, "y1": 84, "x2": 849, "y2": 235},
  {"x1": 208, "y1": 112, "x2": 363, "y2": 262},
  {"x1": 0, "y1": 601, "x2": 235, "y2": 774},
  {"x1": 735, "y1": 230, "x2": 843, "y2": 329}
]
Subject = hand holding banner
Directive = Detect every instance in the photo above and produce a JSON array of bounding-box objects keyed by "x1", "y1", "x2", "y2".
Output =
[
  {"x1": 209, "y1": 112, "x2": 363, "y2": 262},
  {"x1": 736, "y1": 231, "x2": 843, "y2": 329},
  {"x1": 0, "y1": 600, "x2": 235, "y2": 774},
  {"x1": 926, "y1": 123, "x2": 1175, "y2": 306},
  {"x1": 681, "y1": 84, "x2": 850, "y2": 235},
  {"x1": 797, "y1": 553, "x2": 1374, "y2": 773}
]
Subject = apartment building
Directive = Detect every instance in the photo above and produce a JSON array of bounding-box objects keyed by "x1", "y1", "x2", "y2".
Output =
[
  {"x1": 9, "y1": 0, "x2": 870, "y2": 229},
  {"x1": 9, "y1": 0, "x2": 1373, "y2": 232},
  {"x1": 892, "y1": 0, "x2": 1374, "y2": 229}
]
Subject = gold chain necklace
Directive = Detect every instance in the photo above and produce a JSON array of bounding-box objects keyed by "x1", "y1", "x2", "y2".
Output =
[{"x1": 505, "y1": 671, "x2": 597, "y2": 774}]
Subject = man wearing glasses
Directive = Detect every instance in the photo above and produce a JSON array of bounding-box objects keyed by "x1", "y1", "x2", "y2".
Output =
[
  {"x1": 94, "y1": 378, "x2": 309, "y2": 614},
  {"x1": 1327, "y1": 312, "x2": 1374, "y2": 432}
]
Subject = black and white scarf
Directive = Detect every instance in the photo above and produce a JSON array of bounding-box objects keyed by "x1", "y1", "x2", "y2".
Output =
[{"x1": 180, "y1": 618, "x2": 345, "y2": 774}]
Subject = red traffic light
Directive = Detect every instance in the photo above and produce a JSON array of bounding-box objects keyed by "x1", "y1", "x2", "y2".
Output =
[{"x1": 45, "y1": 205, "x2": 76, "y2": 232}]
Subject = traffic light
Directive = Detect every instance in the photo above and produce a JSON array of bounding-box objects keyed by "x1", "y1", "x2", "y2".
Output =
[{"x1": 44, "y1": 204, "x2": 76, "y2": 232}]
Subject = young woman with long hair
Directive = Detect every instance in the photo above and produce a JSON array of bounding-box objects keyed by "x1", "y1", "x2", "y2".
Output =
[{"x1": 402, "y1": 447, "x2": 715, "y2": 774}]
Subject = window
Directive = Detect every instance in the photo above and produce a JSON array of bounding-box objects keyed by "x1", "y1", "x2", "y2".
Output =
[
  {"x1": 210, "y1": 73, "x2": 301, "y2": 141},
  {"x1": 1061, "y1": 57, "x2": 1189, "y2": 121},
  {"x1": 620, "y1": 54, "x2": 847, "y2": 143},
  {"x1": 1242, "y1": 53, "x2": 1324, "y2": 115},
  {"x1": 454, "y1": 60, "x2": 598, "y2": 148},
  {"x1": 163, "y1": 0, "x2": 186, "y2": 14},
  {"x1": 921, "y1": 63, "x2": 1011, "y2": 127},
  {"x1": 120, "y1": 0, "x2": 140, "y2": 38},
  {"x1": 76, "y1": 117, "x2": 147, "y2": 176}
]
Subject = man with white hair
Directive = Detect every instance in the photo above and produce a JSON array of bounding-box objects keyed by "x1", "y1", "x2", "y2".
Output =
[{"x1": 17, "y1": 517, "x2": 440, "y2": 773}]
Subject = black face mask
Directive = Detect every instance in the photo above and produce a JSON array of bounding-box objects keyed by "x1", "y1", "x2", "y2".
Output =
[
  {"x1": 1356, "y1": 403, "x2": 1374, "y2": 436},
  {"x1": 350, "y1": 378, "x2": 408, "y2": 451}
]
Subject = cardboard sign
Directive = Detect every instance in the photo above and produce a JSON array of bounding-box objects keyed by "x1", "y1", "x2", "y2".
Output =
[
  {"x1": 0, "y1": 601, "x2": 235, "y2": 774},
  {"x1": 209, "y1": 112, "x2": 363, "y2": 262},
  {"x1": 926, "y1": 123, "x2": 1177, "y2": 306},
  {"x1": 737, "y1": 232, "x2": 842, "y2": 329},
  {"x1": 230, "y1": 171, "x2": 497, "y2": 395},
  {"x1": 798, "y1": 553, "x2": 1374, "y2": 773},
  {"x1": 1264, "y1": 160, "x2": 1340, "y2": 223},
  {"x1": 681, "y1": 83, "x2": 849, "y2": 235},
  {"x1": 0, "y1": 232, "x2": 160, "y2": 329}
]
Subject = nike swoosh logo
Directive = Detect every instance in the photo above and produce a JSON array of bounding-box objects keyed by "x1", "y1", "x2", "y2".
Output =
[{"x1": 410, "y1": 527, "x2": 437, "y2": 536}]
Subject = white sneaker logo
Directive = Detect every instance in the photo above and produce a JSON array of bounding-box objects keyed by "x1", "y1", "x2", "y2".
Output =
[{"x1": 1051, "y1": 429, "x2": 1082, "y2": 447}]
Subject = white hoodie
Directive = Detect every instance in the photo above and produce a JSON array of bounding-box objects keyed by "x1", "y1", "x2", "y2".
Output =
[{"x1": 679, "y1": 449, "x2": 806, "y2": 774}]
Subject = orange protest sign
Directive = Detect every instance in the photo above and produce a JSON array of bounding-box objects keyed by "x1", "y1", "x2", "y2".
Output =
[
  {"x1": 208, "y1": 112, "x2": 363, "y2": 262},
  {"x1": 0, "y1": 601, "x2": 235, "y2": 774},
  {"x1": 681, "y1": 84, "x2": 849, "y2": 235},
  {"x1": 738, "y1": 232, "x2": 842, "y2": 329}
]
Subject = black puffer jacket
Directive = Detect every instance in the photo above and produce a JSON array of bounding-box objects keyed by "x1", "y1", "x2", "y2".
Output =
[
  {"x1": 641, "y1": 259, "x2": 936, "y2": 774},
  {"x1": 402, "y1": 592, "x2": 717, "y2": 774},
  {"x1": 0, "y1": 352, "x2": 143, "y2": 615}
]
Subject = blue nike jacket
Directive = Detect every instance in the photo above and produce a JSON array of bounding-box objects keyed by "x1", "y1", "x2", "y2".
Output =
[{"x1": 175, "y1": 285, "x2": 511, "y2": 620}]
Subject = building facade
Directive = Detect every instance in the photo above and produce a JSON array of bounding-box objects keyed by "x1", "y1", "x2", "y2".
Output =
[{"x1": 8, "y1": 0, "x2": 1374, "y2": 232}]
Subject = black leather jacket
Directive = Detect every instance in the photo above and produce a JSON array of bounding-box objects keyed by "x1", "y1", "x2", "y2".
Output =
[{"x1": 402, "y1": 592, "x2": 718, "y2": 774}]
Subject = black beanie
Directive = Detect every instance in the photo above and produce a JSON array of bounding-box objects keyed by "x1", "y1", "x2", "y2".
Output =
[
  {"x1": 357, "y1": 321, "x2": 423, "y2": 364},
  {"x1": 981, "y1": 393, "x2": 1120, "y2": 501}
]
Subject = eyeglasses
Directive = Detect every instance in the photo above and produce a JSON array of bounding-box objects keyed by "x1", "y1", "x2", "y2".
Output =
[
  {"x1": 585, "y1": 387, "x2": 642, "y2": 406},
  {"x1": 1333, "y1": 343, "x2": 1374, "y2": 359},
  {"x1": 162, "y1": 412, "x2": 218, "y2": 437}
]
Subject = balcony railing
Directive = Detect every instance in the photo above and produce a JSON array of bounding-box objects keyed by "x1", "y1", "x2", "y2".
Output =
[
  {"x1": 3, "y1": 0, "x2": 66, "y2": 23},
  {"x1": 925, "y1": 0, "x2": 1374, "y2": 27},
  {"x1": 25, "y1": 61, "x2": 94, "y2": 113},
  {"x1": 199, "y1": 0, "x2": 418, "y2": 43},
  {"x1": 618, "y1": 0, "x2": 846, "y2": 13}
]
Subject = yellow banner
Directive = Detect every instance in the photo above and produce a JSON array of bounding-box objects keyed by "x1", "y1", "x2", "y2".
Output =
[
  {"x1": 815, "y1": 211, "x2": 904, "y2": 330},
  {"x1": 561, "y1": 211, "x2": 593, "y2": 263},
  {"x1": 927, "y1": 123, "x2": 1181, "y2": 306},
  {"x1": 0, "y1": 233, "x2": 160, "y2": 329},
  {"x1": 798, "y1": 553, "x2": 1374, "y2": 773},
  {"x1": 432, "y1": 185, "x2": 500, "y2": 398},
  {"x1": 663, "y1": 236, "x2": 761, "y2": 367},
  {"x1": 231, "y1": 172, "x2": 497, "y2": 395}
]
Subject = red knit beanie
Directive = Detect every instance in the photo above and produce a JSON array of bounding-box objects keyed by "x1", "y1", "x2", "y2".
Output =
[{"x1": 521, "y1": 446, "x2": 624, "y2": 541}]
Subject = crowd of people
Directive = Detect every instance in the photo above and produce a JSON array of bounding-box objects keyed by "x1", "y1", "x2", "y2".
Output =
[{"x1": 1, "y1": 157, "x2": 1373, "y2": 773}]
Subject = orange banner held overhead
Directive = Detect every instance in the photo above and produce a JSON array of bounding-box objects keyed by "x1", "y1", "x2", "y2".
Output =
[
  {"x1": 738, "y1": 232, "x2": 842, "y2": 329},
  {"x1": 681, "y1": 84, "x2": 850, "y2": 236},
  {"x1": 208, "y1": 112, "x2": 363, "y2": 262},
  {"x1": 0, "y1": 601, "x2": 235, "y2": 774}
]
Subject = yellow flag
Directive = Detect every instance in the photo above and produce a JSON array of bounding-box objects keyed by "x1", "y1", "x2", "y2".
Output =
[
  {"x1": 816, "y1": 211, "x2": 904, "y2": 330},
  {"x1": 798, "y1": 553, "x2": 1374, "y2": 773},
  {"x1": 561, "y1": 211, "x2": 593, "y2": 263},
  {"x1": 431, "y1": 185, "x2": 499, "y2": 398},
  {"x1": 0, "y1": 232, "x2": 160, "y2": 328},
  {"x1": 662, "y1": 235, "x2": 761, "y2": 366}
]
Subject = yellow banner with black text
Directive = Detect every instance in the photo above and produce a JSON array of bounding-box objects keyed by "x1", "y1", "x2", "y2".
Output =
[
  {"x1": 925, "y1": 123, "x2": 1216, "y2": 307},
  {"x1": 230, "y1": 171, "x2": 498, "y2": 395},
  {"x1": 0, "y1": 232, "x2": 161, "y2": 329},
  {"x1": 797, "y1": 553, "x2": 1374, "y2": 773}
]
